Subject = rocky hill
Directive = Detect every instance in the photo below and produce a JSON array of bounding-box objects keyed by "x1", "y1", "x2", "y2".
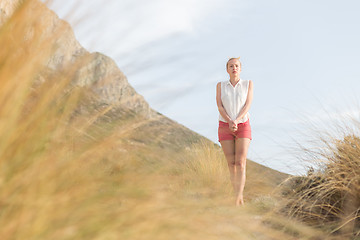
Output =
[
  {"x1": 1, "y1": 0, "x2": 154, "y2": 118},
  {"x1": 0, "y1": 0, "x2": 288, "y2": 194}
]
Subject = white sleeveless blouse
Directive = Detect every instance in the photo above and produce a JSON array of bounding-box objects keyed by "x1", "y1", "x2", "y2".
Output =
[{"x1": 219, "y1": 79, "x2": 250, "y2": 123}]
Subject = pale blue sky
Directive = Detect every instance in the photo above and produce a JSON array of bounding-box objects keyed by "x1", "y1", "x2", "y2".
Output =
[{"x1": 47, "y1": 0, "x2": 360, "y2": 174}]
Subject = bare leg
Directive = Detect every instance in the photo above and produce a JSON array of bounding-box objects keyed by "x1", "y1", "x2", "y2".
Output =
[
  {"x1": 220, "y1": 140, "x2": 236, "y2": 194},
  {"x1": 234, "y1": 138, "x2": 251, "y2": 206}
]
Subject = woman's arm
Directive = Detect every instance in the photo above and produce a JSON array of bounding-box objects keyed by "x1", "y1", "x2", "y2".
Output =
[
  {"x1": 234, "y1": 80, "x2": 253, "y2": 124},
  {"x1": 216, "y1": 82, "x2": 235, "y2": 126}
]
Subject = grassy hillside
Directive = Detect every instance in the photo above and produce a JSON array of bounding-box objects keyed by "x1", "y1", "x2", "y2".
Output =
[{"x1": 2, "y1": 1, "x2": 358, "y2": 239}]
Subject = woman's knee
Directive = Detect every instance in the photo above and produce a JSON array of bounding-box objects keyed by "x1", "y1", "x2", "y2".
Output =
[
  {"x1": 227, "y1": 161, "x2": 235, "y2": 167},
  {"x1": 235, "y1": 157, "x2": 246, "y2": 170}
]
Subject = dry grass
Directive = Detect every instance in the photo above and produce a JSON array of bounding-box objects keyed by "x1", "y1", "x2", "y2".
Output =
[
  {"x1": 0, "y1": 1, "x2": 333, "y2": 239},
  {"x1": 280, "y1": 126, "x2": 360, "y2": 239},
  {"x1": 0, "y1": 1, "x2": 137, "y2": 239},
  {"x1": 179, "y1": 141, "x2": 232, "y2": 196}
]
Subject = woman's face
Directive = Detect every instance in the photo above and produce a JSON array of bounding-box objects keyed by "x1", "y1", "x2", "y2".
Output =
[{"x1": 227, "y1": 59, "x2": 241, "y2": 77}]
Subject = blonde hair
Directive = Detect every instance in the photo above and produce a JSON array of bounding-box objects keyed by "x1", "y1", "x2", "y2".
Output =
[{"x1": 226, "y1": 57, "x2": 241, "y2": 69}]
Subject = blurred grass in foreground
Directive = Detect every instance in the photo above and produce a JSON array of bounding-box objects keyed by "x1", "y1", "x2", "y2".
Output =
[
  {"x1": 0, "y1": 0, "x2": 340, "y2": 239},
  {"x1": 0, "y1": 1, "x2": 123, "y2": 238}
]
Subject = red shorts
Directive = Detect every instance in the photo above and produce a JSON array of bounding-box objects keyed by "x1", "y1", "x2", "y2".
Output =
[{"x1": 218, "y1": 120, "x2": 252, "y2": 142}]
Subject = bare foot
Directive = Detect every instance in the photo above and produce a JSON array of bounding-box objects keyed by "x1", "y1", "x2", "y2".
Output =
[{"x1": 235, "y1": 196, "x2": 244, "y2": 206}]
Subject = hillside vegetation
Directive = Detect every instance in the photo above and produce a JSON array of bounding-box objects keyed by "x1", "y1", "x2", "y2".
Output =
[
  {"x1": 1, "y1": 1, "x2": 359, "y2": 239},
  {"x1": 280, "y1": 134, "x2": 360, "y2": 238}
]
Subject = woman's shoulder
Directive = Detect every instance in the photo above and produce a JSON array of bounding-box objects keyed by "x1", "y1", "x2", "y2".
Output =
[
  {"x1": 241, "y1": 79, "x2": 253, "y2": 85},
  {"x1": 216, "y1": 81, "x2": 227, "y2": 87},
  {"x1": 240, "y1": 78, "x2": 251, "y2": 82}
]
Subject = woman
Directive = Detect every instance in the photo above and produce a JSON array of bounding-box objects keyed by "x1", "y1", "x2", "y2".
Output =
[{"x1": 216, "y1": 57, "x2": 253, "y2": 206}]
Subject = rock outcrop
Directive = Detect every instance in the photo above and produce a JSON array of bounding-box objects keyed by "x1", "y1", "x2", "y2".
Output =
[
  {"x1": 0, "y1": 0, "x2": 18, "y2": 23},
  {"x1": 0, "y1": 0, "x2": 154, "y2": 118}
]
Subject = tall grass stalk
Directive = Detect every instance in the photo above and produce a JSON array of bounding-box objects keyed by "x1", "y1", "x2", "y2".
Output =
[
  {"x1": 181, "y1": 141, "x2": 232, "y2": 196},
  {"x1": 0, "y1": 1, "x2": 127, "y2": 239},
  {"x1": 280, "y1": 118, "x2": 360, "y2": 239}
]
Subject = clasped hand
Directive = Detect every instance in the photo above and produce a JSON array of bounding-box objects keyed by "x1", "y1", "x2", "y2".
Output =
[{"x1": 229, "y1": 120, "x2": 238, "y2": 132}]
